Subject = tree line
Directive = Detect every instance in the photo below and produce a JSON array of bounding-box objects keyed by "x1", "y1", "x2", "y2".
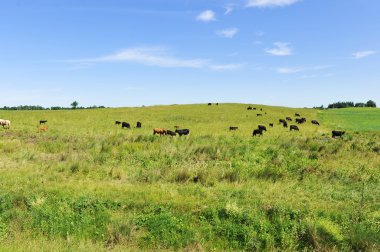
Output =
[
  {"x1": 313, "y1": 100, "x2": 377, "y2": 109},
  {"x1": 0, "y1": 101, "x2": 106, "y2": 110}
]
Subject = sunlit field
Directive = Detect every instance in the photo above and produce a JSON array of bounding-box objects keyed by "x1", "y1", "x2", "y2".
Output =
[{"x1": 0, "y1": 104, "x2": 379, "y2": 251}]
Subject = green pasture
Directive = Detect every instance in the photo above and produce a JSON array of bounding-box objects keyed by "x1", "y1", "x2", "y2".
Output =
[
  {"x1": 319, "y1": 107, "x2": 380, "y2": 132},
  {"x1": 0, "y1": 104, "x2": 379, "y2": 251}
]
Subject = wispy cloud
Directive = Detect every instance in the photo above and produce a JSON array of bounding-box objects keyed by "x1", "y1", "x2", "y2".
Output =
[
  {"x1": 196, "y1": 10, "x2": 216, "y2": 22},
  {"x1": 70, "y1": 47, "x2": 242, "y2": 71},
  {"x1": 276, "y1": 65, "x2": 333, "y2": 74},
  {"x1": 265, "y1": 42, "x2": 293, "y2": 56},
  {"x1": 352, "y1": 50, "x2": 377, "y2": 59},
  {"x1": 247, "y1": 0, "x2": 301, "y2": 8},
  {"x1": 224, "y1": 4, "x2": 235, "y2": 15},
  {"x1": 80, "y1": 47, "x2": 208, "y2": 68},
  {"x1": 216, "y1": 28, "x2": 239, "y2": 38},
  {"x1": 276, "y1": 67, "x2": 303, "y2": 74},
  {"x1": 209, "y1": 64, "x2": 243, "y2": 71}
]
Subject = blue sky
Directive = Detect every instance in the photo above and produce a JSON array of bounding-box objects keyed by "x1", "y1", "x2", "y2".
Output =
[{"x1": 0, "y1": 0, "x2": 379, "y2": 108}]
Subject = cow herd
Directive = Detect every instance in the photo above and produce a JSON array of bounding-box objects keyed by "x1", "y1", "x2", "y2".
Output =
[
  {"x1": 153, "y1": 128, "x2": 190, "y2": 136},
  {"x1": 0, "y1": 105, "x2": 348, "y2": 139}
]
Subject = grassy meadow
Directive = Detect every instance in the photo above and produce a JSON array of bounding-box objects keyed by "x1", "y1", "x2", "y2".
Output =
[{"x1": 0, "y1": 104, "x2": 379, "y2": 251}]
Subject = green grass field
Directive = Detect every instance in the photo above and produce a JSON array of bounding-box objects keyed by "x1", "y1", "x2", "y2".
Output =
[
  {"x1": 319, "y1": 107, "x2": 380, "y2": 132},
  {"x1": 0, "y1": 104, "x2": 379, "y2": 251}
]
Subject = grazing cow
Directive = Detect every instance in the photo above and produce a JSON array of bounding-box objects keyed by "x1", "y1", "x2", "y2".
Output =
[
  {"x1": 257, "y1": 114, "x2": 263, "y2": 117},
  {"x1": 258, "y1": 125, "x2": 267, "y2": 131},
  {"x1": 283, "y1": 121, "x2": 288, "y2": 128},
  {"x1": 40, "y1": 120, "x2": 47, "y2": 125},
  {"x1": 301, "y1": 117, "x2": 307, "y2": 122},
  {"x1": 252, "y1": 129, "x2": 263, "y2": 137},
  {"x1": 136, "y1": 121, "x2": 142, "y2": 128},
  {"x1": 247, "y1": 106, "x2": 253, "y2": 110},
  {"x1": 216, "y1": 103, "x2": 219, "y2": 106},
  {"x1": 175, "y1": 129, "x2": 190, "y2": 136},
  {"x1": 166, "y1": 130, "x2": 176, "y2": 136},
  {"x1": 311, "y1": 120, "x2": 320, "y2": 126},
  {"x1": 279, "y1": 119, "x2": 286, "y2": 124},
  {"x1": 229, "y1": 126, "x2": 238, "y2": 131},
  {"x1": 208, "y1": 103, "x2": 212, "y2": 106},
  {"x1": 122, "y1": 122, "x2": 131, "y2": 129},
  {"x1": 296, "y1": 118, "x2": 306, "y2": 124},
  {"x1": 332, "y1": 130, "x2": 345, "y2": 138},
  {"x1": 290, "y1": 125, "x2": 299, "y2": 131},
  {"x1": 115, "y1": 121, "x2": 121, "y2": 125},
  {"x1": 0, "y1": 119, "x2": 11, "y2": 129},
  {"x1": 295, "y1": 113, "x2": 301, "y2": 117},
  {"x1": 269, "y1": 123, "x2": 274, "y2": 127},
  {"x1": 153, "y1": 128, "x2": 166, "y2": 135},
  {"x1": 260, "y1": 108, "x2": 263, "y2": 111},
  {"x1": 286, "y1": 117, "x2": 292, "y2": 121},
  {"x1": 253, "y1": 108, "x2": 257, "y2": 110}
]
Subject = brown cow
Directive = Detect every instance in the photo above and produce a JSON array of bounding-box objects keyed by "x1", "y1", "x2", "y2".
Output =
[{"x1": 153, "y1": 128, "x2": 166, "y2": 135}]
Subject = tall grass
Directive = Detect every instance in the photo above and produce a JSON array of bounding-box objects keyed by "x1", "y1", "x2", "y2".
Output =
[{"x1": 0, "y1": 104, "x2": 379, "y2": 250}]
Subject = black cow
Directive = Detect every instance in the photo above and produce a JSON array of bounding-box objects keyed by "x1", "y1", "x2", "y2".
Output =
[
  {"x1": 40, "y1": 120, "x2": 47, "y2": 125},
  {"x1": 122, "y1": 122, "x2": 131, "y2": 129},
  {"x1": 311, "y1": 120, "x2": 320, "y2": 126},
  {"x1": 175, "y1": 129, "x2": 190, "y2": 136},
  {"x1": 252, "y1": 129, "x2": 263, "y2": 137},
  {"x1": 260, "y1": 108, "x2": 263, "y2": 111},
  {"x1": 229, "y1": 126, "x2": 238, "y2": 131},
  {"x1": 258, "y1": 125, "x2": 267, "y2": 131},
  {"x1": 290, "y1": 125, "x2": 299, "y2": 131},
  {"x1": 296, "y1": 118, "x2": 306, "y2": 124},
  {"x1": 247, "y1": 106, "x2": 253, "y2": 110},
  {"x1": 269, "y1": 123, "x2": 274, "y2": 127},
  {"x1": 115, "y1": 121, "x2": 121, "y2": 125},
  {"x1": 166, "y1": 130, "x2": 176, "y2": 136},
  {"x1": 295, "y1": 113, "x2": 301, "y2": 117},
  {"x1": 286, "y1": 117, "x2": 292, "y2": 121},
  {"x1": 136, "y1": 121, "x2": 142, "y2": 128},
  {"x1": 208, "y1": 103, "x2": 212, "y2": 106},
  {"x1": 279, "y1": 119, "x2": 286, "y2": 124},
  {"x1": 283, "y1": 121, "x2": 288, "y2": 128},
  {"x1": 257, "y1": 114, "x2": 263, "y2": 117},
  {"x1": 253, "y1": 108, "x2": 257, "y2": 110},
  {"x1": 332, "y1": 130, "x2": 345, "y2": 138},
  {"x1": 216, "y1": 103, "x2": 219, "y2": 106}
]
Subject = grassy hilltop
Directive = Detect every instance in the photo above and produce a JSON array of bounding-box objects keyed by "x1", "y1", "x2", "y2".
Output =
[{"x1": 0, "y1": 104, "x2": 379, "y2": 251}]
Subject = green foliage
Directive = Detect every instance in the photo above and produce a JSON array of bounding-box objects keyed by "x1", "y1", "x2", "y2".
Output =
[
  {"x1": 29, "y1": 196, "x2": 110, "y2": 239},
  {"x1": 136, "y1": 207, "x2": 194, "y2": 249}
]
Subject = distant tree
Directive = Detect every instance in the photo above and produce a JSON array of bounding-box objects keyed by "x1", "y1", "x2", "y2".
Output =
[
  {"x1": 366, "y1": 100, "x2": 377, "y2": 108},
  {"x1": 71, "y1": 101, "x2": 79, "y2": 109},
  {"x1": 355, "y1": 103, "x2": 366, "y2": 107}
]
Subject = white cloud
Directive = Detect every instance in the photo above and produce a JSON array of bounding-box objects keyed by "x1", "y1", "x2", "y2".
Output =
[
  {"x1": 247, "y1": 0, "x2": 300, "y2": 8},
  {"x1": 224, "y1": 4, "x2": 234, "y2": 15},
  {"x1": 276, "y1": 67, "x2": 303, "y2": 74},
  {"x1": 216, "y1": 28, "x2": 239, "y2": 38},
  {"x1": 265, "y1": 42, "x2": 293, "y2": 56},
  {"x1": 276, "y1": 65, "x2": 333, "y2": 74},
  {"x1": 209, "y1": 64, "x2": 243, "y2": 71},
  {"x1": 352, "y1": 50, "x2": 377, "y2": 59},
  {"x1": 196, "y1": 10, "x2": 216, "y2": 22},
  {"x1": 71, "y1": 47, "x2": 243, "y2": 71},
  {"x1": 87, "y1": 47, "x2": 209, "y2": 68}
]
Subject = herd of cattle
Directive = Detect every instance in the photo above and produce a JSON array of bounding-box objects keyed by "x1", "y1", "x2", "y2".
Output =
[{"x1": 0, "y1": 105, "x2": 346, "y2": 138}]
